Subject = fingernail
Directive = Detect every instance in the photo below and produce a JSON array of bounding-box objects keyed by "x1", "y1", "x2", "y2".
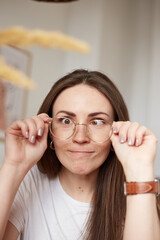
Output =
[
  {"x1": 113, "y1": 127, "x2": 118, "y2": 133},
  {"x1": 44, "y1": 117, "x2": 52, "y2": 122},
  {"x1": 38, "y1": 128, "x2": 43, "y2": 136},
  {"x1": 31, "y1": 135, "x2": 35, "y2": 143},
  {"x1": 128, "y1": 138, "x2": 132, "y2": 145},
  {"x1": 135, "y1": 139, "x2": 139, "y2": 146},
  {"x1": 25, "y1": 131, "x2": 29, "y2": 138},
  {"x1": 120, "y1": 136, "x2": 125, "y2": 143}
]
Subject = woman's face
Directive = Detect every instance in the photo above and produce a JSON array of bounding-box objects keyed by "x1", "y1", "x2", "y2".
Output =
[{"x1": 52, "y1": 84, "x2": 114, "y2": 176}]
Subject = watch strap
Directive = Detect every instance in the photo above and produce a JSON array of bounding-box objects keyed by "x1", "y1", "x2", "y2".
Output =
[{"x1": 124, "y1": 179, "x2": 160, "y2": 196}]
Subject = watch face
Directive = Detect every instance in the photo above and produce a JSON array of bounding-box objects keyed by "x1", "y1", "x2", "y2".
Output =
[
  {"x1": 155, "y1": 179, "x2": 160, "y2": 196},
  {"x1": 124, "y1": 182, "x2": 127, "y2": 196}
]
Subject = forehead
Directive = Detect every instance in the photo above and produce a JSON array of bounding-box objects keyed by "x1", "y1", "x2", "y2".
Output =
[{"x1": 52, "y1": 84, "x2": 114, "y2": 117}]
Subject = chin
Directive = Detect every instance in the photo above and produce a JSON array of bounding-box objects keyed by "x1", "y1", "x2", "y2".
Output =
[
  {"x1": 71, "y1": 164, "x2": 97, "y2": 176},
  {"x1": 72, "y1": 167, "x2": 88, "y2": 175}
]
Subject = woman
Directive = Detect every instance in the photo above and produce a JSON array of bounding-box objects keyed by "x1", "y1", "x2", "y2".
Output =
[{"x1": 0, "y1": 69, "x2": 160, "y2": 240}]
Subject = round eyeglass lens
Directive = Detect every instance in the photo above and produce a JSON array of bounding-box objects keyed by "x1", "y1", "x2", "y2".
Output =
[
  {"x1": 50, "y1": 117, "x2": 75, "y2": 140},
  {"x1": 87, "y1": 120, "x2": 112, "y2": 143}
]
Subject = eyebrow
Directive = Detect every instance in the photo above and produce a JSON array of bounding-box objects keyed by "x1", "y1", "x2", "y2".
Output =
[{"x1": 56, "y1": 110, "x2": 111, "y2": 118}]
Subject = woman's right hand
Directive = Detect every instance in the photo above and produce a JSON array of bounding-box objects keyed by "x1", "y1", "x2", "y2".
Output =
[{"x1": 3, "y1": 113, "x2": 52, "y2": 174}]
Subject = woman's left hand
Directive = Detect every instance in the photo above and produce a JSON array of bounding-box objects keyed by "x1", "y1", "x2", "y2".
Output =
[{"x1": 110, "y1": 121, "x2": 158, "y2": 181}]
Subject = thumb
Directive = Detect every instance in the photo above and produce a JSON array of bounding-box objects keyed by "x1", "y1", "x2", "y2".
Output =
[{"x1": 110, "y1": 131, "x2": 121, "y2": 150}]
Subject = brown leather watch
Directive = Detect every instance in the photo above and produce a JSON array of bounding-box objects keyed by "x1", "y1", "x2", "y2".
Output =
[{"x1": 124, "y1": 179, "x2": 160, "y2": 196}]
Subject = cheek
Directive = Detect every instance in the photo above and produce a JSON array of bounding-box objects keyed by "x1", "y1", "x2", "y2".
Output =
[
  {"x1": 96, "y1": 142, "x2": 112, "y2": 163},
  {"x1": 53, "y1": 139, "x2": 68, "y2": 161}
]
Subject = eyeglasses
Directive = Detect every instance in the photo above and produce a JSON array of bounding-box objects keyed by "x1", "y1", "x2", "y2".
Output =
[{"x1": 49, "y1": 117, "x2": 113, "y2": 143}]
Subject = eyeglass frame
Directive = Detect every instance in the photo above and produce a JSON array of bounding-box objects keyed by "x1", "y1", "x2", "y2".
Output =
[{"x1": 49, "y1": 117, "x2": 113, "y2": 143}]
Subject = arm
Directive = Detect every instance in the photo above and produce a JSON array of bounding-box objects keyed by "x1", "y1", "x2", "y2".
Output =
[
  {"x1": 111, "y1": 122, "x2": 160, "y2": 240},
  {"x1": 2, "y1": 222, "x2": 19, "y2": 240},
  {"x1": 124, "y1": 193, "x2": 159, "y2": 240},
  {"x1": 0, "y1": 163, "x2": 23, "y2": 240},
  {"x1": 0, "y1": 114, "x2": 51, "y2": 240}
]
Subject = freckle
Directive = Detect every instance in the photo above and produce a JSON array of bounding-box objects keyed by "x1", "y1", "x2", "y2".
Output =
[{"x1": 78, "y1": 187, "x2": 81, "y2": 189}]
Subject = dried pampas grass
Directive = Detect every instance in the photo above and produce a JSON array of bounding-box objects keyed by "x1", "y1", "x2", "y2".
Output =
[
  {"x1": 0, "y1": 57, "x2": 36, "y2": 89},
  {"x1": 0, "y1": 27, "x2": 91, "y2": 53}
]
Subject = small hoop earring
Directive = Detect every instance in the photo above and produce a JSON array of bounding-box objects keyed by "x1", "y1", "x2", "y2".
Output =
[{"x1": 50, "y1": 141, "x2": 55, "y2": 150}]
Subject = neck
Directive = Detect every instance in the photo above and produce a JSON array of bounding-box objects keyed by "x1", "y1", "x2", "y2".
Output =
[{"x1": 59, "y1": 167, "x2": 98, "y2": 203}]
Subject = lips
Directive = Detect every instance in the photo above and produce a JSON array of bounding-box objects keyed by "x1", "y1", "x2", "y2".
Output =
[
  {"x1": 68, "y1": 150, "x2": 94, "y2": 153},
  {"x1": 68, "y1": 150, "x2": 95, "y2": 155}
]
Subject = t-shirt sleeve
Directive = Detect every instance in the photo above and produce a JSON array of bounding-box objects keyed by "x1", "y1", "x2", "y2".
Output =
[{"x1": 8, "y1": 173, "x2": 30, "y2": 233}]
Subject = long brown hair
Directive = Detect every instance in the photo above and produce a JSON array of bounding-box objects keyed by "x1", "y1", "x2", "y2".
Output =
[{"x1": 37, "y1": 69, "x2": 159, "y2": 239}]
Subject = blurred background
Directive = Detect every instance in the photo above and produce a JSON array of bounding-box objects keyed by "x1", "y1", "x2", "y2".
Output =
[{"x1": 0, "y1": 0, "x2": 160, "y2": 177}]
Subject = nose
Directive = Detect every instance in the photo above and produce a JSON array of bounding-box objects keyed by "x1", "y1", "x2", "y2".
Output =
[{"x1": 72, "y1": 124, "x2": 90, "y2": 143}]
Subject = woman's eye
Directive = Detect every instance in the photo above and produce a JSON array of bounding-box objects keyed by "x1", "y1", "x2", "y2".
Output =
[
  {"x1": 60, "y1": 118, "x2": 72, "y2": 125},
  {"x1": 90, "y1": 119, "x2": 104, "y2": 125}
]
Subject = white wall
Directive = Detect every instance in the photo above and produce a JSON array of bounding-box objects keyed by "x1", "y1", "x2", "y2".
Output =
[
  {"x1": 0, "y1": 0, "x2": 160, "y2": 176},
  {"x1": 146, "y1": 0, "x2": 160, "y2": 176}
]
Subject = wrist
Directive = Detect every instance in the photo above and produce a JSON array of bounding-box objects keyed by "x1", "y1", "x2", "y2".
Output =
[
  {"x1": 1, "y1": 160, "x2": 27, "y2": 183},
  {"x1": 124, "y1": 165, "x2": 155, "y2": 182}
]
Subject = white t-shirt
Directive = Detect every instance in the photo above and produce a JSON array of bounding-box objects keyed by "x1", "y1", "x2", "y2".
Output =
[{"x1": 9, "y1": 165, "x2": 91, "y2": 240}]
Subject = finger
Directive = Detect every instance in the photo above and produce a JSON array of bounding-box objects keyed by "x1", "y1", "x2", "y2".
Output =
[
  {"x1": 112, "y1": 121, "x2": 121, "y2": 134},
  {"x1": 112, "y1": 121, "x2": 130, "y2": 143},
  {"x1": 32, "y1": 115, "x2": 46, "y2": 137},
  {"x1": 7, "y1": 120, "x2": 29, "y2": 139},
  {"x1": 117, "y1": 121, "x2": 131, "y2": 144},
  {"x1": 23, "y1": 118, "x2": 39, "y2": 143},
  {"x1": 134, "y1": 125, "x2": 150, "y2": 146},
  {"x1": 37, "y1": 113, "x2": 53, "y2": 123},
  {"x1": 25, "y1": 113, "x2": 53, "y2": 142},
  {"x1": 126, "y1": 122, "x2": 140, "y2": 146}
]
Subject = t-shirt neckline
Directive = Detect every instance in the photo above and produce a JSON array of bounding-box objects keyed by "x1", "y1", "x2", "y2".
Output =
[{"x1": 56, "y1": 176, "x2": 91, "y2": 208}]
